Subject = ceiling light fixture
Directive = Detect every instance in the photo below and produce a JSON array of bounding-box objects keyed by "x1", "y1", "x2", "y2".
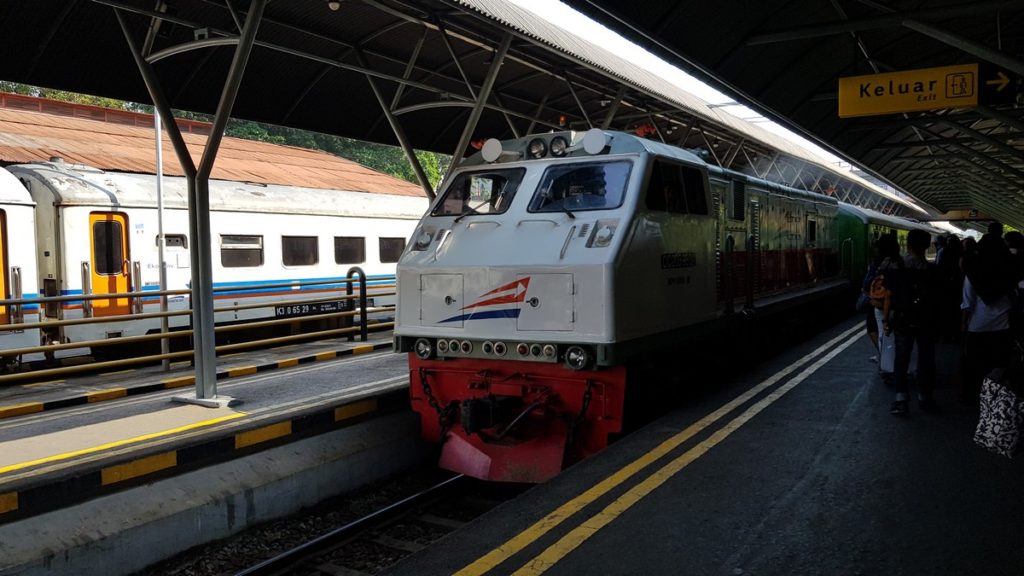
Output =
[{"x1": 327, "y1": 0, "x2": 342, "y2": 10}]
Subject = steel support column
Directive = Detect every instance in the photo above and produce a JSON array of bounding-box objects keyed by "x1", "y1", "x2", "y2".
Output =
[
  {"x1": 115, "y1": 0, "x2": 266, "y2": 403},
  {"x1": 450, "y1": 33, "x2": 513, "y2": 166}
]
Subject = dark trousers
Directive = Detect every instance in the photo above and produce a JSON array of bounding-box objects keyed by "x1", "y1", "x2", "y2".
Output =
[
  {"x1": 962, "y1": 330, "x2": 1012, "y2": 401},
  {"x1": 893, "y1": 326, "x2": 935, "y2": 399}
]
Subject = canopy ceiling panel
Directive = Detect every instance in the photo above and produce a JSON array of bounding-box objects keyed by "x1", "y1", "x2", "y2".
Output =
[{"x1": 565, "y1": 0, "x2": 1024, "y2": 227}]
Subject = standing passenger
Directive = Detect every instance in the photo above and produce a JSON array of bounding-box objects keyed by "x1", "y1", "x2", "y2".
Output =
[
  {"x1": 960, "y1": 236, "x2": 1015, "y2": 403},
  {"x1": 883, "y1": 229, "x2": 938, "y2": 415}
]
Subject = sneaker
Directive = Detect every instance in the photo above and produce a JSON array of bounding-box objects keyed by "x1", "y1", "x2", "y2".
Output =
[{"x1": 890, "y1": 400, "x2": 909, "y2": 416}]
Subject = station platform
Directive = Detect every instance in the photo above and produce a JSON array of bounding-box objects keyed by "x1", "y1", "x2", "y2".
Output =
[
  {"x1": 386, "y1": 319, "x2": 1024, "y2": 576},
  {"x1": 0, "y1": 334, "x2": 409, "y2": 524}
]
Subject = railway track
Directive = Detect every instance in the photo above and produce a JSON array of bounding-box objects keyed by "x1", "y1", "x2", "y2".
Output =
[{"x1": 137, "y1": 469, "x2": 528, "y2": 576}]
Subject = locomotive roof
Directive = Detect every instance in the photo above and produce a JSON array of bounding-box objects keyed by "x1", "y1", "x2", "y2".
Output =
[
  {"x1": 838, "y1": 203, "x2": 942, "y2": 235},
  {"x1": 0, "y1": 166, "x2": 34, "y2": 207},
  {"x1": 8, "y1": 162, "x2": 429, "y2": 219}
]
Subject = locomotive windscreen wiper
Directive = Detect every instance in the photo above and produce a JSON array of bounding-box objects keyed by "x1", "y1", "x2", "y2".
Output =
[{"x1": 454, "y1": 199, "x2": 492, "y2": 223}]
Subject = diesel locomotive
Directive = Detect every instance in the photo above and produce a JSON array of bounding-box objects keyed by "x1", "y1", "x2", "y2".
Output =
[{"x1": 394, "y1": 128, "x2": 931, "y2": 482}]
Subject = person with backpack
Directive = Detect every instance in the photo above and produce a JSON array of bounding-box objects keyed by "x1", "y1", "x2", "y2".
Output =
[
  {"x1": 882, "y1": 229, "x2": 938, "y2": 415},
  {"x1": 960, "y1": 235, "x2": 1015, "y2": 404},
  {"x1": 871, "y1": 234, "x2": 902, "y2": 376}
]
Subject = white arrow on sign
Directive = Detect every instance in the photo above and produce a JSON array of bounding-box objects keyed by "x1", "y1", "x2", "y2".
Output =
[{"x1": 986, "y1": 71, "x2": 1010, "y2": 92}]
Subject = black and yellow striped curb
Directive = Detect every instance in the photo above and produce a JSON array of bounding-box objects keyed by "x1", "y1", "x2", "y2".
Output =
[
  {"x1": 0, "y1": 341, "x2": 393, "y2": 420},
  {"x1": 0, "y1": 388, "x2": 409, "y2": 524}
]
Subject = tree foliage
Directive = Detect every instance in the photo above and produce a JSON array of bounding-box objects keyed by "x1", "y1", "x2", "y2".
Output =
[{"x1": 1, "y1": 83, "x2": 450, "y2": 190}]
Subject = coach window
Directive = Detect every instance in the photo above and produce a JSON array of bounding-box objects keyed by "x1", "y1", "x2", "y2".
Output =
[
  {"x1": 432, "y1": 168, "x2": 526, "y2": 217},
  {"x1": 334, "y1": 236, "x2": 366, "y2": 264},
  {"x1": 379, "y1": 237, "x2": 406, "y2": 263},
  {"x1": 221, "y1": 235, "x2": 263, "y2": 267},
  {"x1": 282, "y1": 236, "x2": 319, "y2": 266}
]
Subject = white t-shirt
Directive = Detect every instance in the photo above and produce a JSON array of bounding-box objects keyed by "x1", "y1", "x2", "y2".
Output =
[{"x1": 961, "y1": 276, "x2": 1011, "y2": 332}]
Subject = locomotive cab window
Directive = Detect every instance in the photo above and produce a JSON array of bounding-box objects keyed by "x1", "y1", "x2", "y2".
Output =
[
  {"x1": 529, "y1": 160, "x2": 632, "y2": 213},
  {"x1": 644, "y1": 160, "x2": 708, "y2": 215},
  {"x1": 807, "y1": 219, "x2": 817, "y2": 244},
  {"x1": 334, "y1": 236, "x2": 366, "y2": 264},
  {"x1": 221, "y1": 234, "x2": 263, "y2": 268},
  {"x1": 282, "y1": 236, "x2": 319, "y2": 266},
  {"x1": 432, "y1": 168, "x2": 526, "y2": 217},
  {"x1": 379, "y1": 237, "x2": 406, "y2": 263}
]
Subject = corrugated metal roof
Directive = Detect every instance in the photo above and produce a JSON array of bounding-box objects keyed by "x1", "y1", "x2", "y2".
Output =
[
  {"x1": 9, "y1": 163, "x2": 428, "y2": 218},
  {"x1": 453, "y1": 0, "x2": 921, "y2": 212},
  {"x1": 0, "y1": 105, "x2": 426, "y2": 198}
]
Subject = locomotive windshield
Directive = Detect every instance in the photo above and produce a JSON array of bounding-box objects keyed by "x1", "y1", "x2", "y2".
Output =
[
  {"x1": 431, "y1": 168, "x2": 526, "y2": 217},
  {"x1": 528, "y1": 160, "x2": 632, "y2": 213}
]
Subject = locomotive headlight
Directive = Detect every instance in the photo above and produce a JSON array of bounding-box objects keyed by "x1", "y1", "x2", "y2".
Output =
[
  {"x1": 564, "y1": 345, "x2": 592, "y2": 370},
  {"x1": 449, "y1": 339, "x2": 461, "y2": 354},
  {"x1": 516, "y1": 343, "x2": 530, "y2": 356},
  {"x1": 437, "y1": 339, "x2": 449, "y2": 353},
  {"x1": 482, "y1": 341, "x2": 494, "y2": 355},
  {"x1": 550, "y1": 136, "x2": 569, "y2": 157},
  {"x1": 414, "y1": 338, "x2": 434, "y2": 360},
  {"x1": 542, "y1": 344, "x2": 556, "y2": 358},
  {"x1": 461, "y1": 340, "x2": 473, "y2": 354},
  {"x1": 527, "y1": 137, "x2": 548, "y2": 159},
  {"x1": 413, "y1": 230, "x2": 434, "y2": 250},
  {"x1": 493, "y1": 341, "x2": 507, "y2": 356}
]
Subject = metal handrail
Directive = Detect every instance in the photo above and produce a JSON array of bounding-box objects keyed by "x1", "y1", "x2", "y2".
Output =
[
  {"x1": 0, "y1": 321, "x2": 393, "y2": 384},
  {"x1": 0, "y1": 273, "x2": 396, "y2": 376},
  {"x1": 0, "y1": 275, "x2": 396, "y2": 306},
  {"x1": 0, "y1": 291, "x2": 396, "y2": 333}
]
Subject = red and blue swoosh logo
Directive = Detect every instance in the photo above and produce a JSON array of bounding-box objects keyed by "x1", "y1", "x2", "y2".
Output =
[{"x1": 440, "y1": 277, "x2": 530, "y2": 323}]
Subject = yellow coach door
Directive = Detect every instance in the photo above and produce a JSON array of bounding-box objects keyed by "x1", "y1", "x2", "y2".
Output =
[
  {"x1": 0, "y1": 210, "x2": 7, "y2": 324},
  {"x1": 89, "y1": 212, "x2": 130, "y2": 317}
]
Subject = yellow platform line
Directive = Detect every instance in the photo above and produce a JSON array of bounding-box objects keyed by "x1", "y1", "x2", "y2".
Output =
[
  {"x1": 353, "y1": 344, "x2": 375, "y2": 355},
  {"x1": 87, "y1": 388, "x2": 127, "y2": 402},
  {"x1": 277, "y1": 358, "x2": 299, "y2": 368},
  {"x1": 315, "y1": 351, "x2": 337, "y2": 361},
  {"x1": 0, "y1": 403, "x2": 44, "y2": 419},
  {"x1": 0, "y1": 412, "x2": 246, "y2": 475},
  {"x1": 102, "y1": 452, "x2": 177, "y2": 485},
  {"x1": 235, "y1": 421, "x2": 292, "y2": 449}
]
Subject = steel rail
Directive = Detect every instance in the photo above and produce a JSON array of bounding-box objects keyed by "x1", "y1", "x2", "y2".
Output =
[{"x1": 234, "y1": 474, "x2": 466, "y2": 576}]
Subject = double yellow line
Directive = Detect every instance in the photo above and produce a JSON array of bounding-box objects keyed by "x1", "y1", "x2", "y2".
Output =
[{"x1": 456, "y1": 323, "x2": 864, "y2": 576}]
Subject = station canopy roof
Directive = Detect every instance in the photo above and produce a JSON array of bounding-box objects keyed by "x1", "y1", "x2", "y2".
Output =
[
  {"x1": 563, "y1": 0, "x2": 1024, "y2": 229},
  {"x1": 0, "y1": 0, "x2": 997, "y2": 219}
]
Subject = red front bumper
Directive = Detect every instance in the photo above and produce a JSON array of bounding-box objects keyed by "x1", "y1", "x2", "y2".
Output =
[{"x1": 409, "y1": 355, "x2": 625, "y2": 483}]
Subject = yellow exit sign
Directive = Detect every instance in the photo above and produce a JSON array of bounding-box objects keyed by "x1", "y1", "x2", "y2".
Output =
[{"x1": 838, "y1": 64, "x2": 978, "y2": 117}]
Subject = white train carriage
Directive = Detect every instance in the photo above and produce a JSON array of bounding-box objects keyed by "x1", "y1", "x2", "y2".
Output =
[
  {"x1": 8, "y1": 160, "x2": 428, "y2": 358},
  {"x1": 395, "y1": 129, "x2": 846, "y2": 482},
  {"x1": 0, "y1": 167, "x2": 40, "y2": 366}
]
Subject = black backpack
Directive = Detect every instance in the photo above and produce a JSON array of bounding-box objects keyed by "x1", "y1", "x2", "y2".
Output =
[{"x1": 893, "y1": 264, "x2": 937, "y2": 329}]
